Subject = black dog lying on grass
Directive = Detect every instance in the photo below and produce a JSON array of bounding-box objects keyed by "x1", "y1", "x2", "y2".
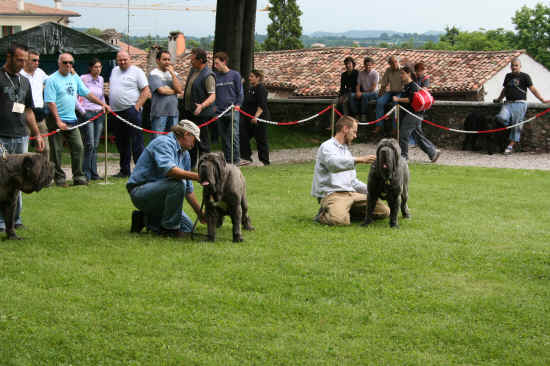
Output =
[
  {"x1": 0, "y1": 150, "x2": 53, "y2": 240},
  {"x1": 362, "y1": 138, "x2": 410, "y2": 228},
  {"x1": 462, "y1": 112, "x2": 508, "y2": 155},
  {"x1": 198, "y1": 153, "x2": 254, "y2": 242}
]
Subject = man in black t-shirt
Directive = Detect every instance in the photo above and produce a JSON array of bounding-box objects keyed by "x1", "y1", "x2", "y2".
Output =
[
  {"x1": 338, "y1": 56, "x2": 358, "y2": 115},
  {"x1": 0, "y1": 44, "x2": 45, "y2": 233},
  {"x1": 494, "y1": 57, "x2": 550, "y2": 155}
]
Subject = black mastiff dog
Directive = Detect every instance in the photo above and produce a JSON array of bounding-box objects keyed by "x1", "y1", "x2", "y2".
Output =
[
  {"x1": 198, "y1": 153, "x2": 254, "y2": 242},
  {"x1": 0, "y1": 151, "x2": 53, "y2": 240},
  {"x1": 362, "y1": 138, "x2": 410, "y2": 228},
  {"x1": 462, "y1": 112, "x2": 508, "y2": 155}
]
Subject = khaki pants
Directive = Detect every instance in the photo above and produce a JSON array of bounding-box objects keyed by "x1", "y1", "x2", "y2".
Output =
[{"x1": 319, "y1": 192, "x2": 389, "y2": 226}]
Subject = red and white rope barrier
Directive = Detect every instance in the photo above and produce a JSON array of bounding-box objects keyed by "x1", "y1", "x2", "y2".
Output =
[
  {"x1": 29, "y1": 111, "x2": 105, "y2": 140},
  {"x1": 399, "y1": 105, "x2": 550, "y2": 134}
]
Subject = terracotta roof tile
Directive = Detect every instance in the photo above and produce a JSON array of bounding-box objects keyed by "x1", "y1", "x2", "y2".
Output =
[
  {"x1": 134, "y1": 47, "x2": 526, "y2": 98},
  {"x1": 0, "y1": 0, "x2": 80, "y2": 16}
]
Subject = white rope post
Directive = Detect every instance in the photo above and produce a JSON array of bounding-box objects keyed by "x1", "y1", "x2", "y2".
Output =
[
  {"x1": 395, "y1": 105, "x2": 400, "y2": 142},
  {"x1": 104, "y1": 112, "x2": 108, "y2": 184},
  {"x1": 331, "y1": 104, "x2": 335, "y2": 136},
  {"x1": 231, "y1": 105, "x2": 234, "y2": 164}
]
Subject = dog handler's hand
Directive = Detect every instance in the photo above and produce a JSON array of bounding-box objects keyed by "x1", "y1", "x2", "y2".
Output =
[
  {"x1": 35, "y1": 136, "x2": 45, "y2": 152},
  {"x1": 355, "y1": 155, "x2": 376, "y2": 164}
]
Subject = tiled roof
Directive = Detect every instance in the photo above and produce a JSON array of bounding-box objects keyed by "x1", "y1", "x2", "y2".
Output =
[
  {"x1": 117, "y1": 41, "x2": 147, "y2": 56},
  {"x1": 134, "y1": 47, "x2": 527, "y2": 98},
  {"x1": 0, "y1": 0, "x2": 80, "y2": 16}
]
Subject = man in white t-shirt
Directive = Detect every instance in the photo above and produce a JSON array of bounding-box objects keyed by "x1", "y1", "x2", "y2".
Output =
[
  {"x1": 109, "y1": 51, "x2": 151, "y2": 178},
  {"x1": 20, "y1": 50, "x2": 49, "y2": 157}
]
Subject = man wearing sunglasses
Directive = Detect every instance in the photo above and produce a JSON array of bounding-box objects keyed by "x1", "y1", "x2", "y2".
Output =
[
  {"x1": 20, "y1": 50, "x2": 49, "y2": 158},
  {"x1": 44, "y1": 53, "x2": 111, "y2": 187}
]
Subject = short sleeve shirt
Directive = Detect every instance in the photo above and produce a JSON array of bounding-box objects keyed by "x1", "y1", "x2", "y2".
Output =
[
  {"x1": 503, "y1": 72, "x2": 532, "y2": 101},
  {"x1": 0, "y1": 70, "x2": 34, "y2": 138},
  {"x1": 44, "y1": 71, "x2": 89, "y2": 122},
  {"x1": 357, "y1": 70, "x2": 379, "y2": 93},
  {"x1": 148, "y1": 68, "x2": 179, "y2": 117},
  {"x1": 20, "y1": 68, "x2": 48, "y2": 108},
  {"x1": 109, "y1": 65, "x2": 148, "y2": 112}
]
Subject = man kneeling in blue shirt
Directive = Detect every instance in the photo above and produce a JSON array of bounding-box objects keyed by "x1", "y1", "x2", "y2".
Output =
[
  {"x1": 127, "y1": 120, "x2": 204, "y2": 238},
  {"x1": 311, "y1": 115, "x2": 389, "y2": 225}
]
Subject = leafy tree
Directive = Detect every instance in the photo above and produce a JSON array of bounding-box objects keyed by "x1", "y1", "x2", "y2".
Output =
[
  {"x1": 439, "y1": 26, "x2": 459, "y2": 46},
  {"x1": 264, "y1": 0, "x2": 303, "y2": 50},
  {"x1": 85, "y1": 27, "x2": 103, "y2": 38},
  {"x1": 513, "y1": 3, "x2": 550, "y2": 69}
]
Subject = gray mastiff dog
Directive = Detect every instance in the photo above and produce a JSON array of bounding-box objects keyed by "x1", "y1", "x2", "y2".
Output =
[
  {"x1": 0, "y1": 147, "x2": 53, "y2": 240},
  {"x1": 198, "y1": 152, "x2": 254, "y2": 242},
  {"x1": 362, "y1": 138, "x2": 410, "y2": 228}
]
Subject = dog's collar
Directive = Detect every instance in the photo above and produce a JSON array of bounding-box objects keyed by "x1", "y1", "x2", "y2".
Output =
[{"x1": 0, "y1": 144, "x2": 7, "y2": 161}]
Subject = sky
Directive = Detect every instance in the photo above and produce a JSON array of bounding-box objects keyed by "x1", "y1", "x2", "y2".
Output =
[{"x1": 29, "y1": 0, "x2": 549, "y2": 37}]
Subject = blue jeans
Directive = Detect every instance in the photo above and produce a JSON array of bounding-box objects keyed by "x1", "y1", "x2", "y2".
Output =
[
  {"x1": 349, "y1": 92, "x2": 378, "y2": 115},
  {"x1": 129, "y1": 179, "x2": 194, "y2": 232},
  {"x1": 217, "y1": 112, "x2": 240, "y2": 164},
  {"x1": 0, "y1": 135, "x2": 29, "y2": 229},
  {"x1": 79, "y1": 110, "x2": 104, "y2": 180},
  {"x1": 376, "y1": 92, "x2": 401, "y2": 127},
  {"x1": 151, "y1": 114, "x2": 179, "y2": 139},
  {"x1": 496, "y1": 102, "x2": 527, "y2": 143}
]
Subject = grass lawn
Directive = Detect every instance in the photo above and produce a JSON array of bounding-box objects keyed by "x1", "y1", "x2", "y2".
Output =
[{"x1": 1, "y1": 162, "x2": 549, "y2": 365}]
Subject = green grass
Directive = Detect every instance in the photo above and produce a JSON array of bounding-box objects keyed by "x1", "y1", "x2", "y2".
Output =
[{"x1": 1, "y1": 163, "x2": 549, "y2": 365}]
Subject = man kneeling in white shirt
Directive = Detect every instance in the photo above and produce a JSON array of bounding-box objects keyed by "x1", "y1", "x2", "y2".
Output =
[{"x1": 311, "y1": 115, "x2": 389, "y2": 225}]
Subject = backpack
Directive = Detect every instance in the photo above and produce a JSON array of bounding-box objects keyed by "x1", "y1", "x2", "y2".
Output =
[{"x1": 411, "y1": 81, "x2": 434, "y2": 112}]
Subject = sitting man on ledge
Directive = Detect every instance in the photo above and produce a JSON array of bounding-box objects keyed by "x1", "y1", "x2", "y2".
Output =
[
  {"x1": 127, "y1": 120, "x2": 204, "y2": 238},
  {"x1": 311, "y1": 115, "x2": 389, "y2": 225}
]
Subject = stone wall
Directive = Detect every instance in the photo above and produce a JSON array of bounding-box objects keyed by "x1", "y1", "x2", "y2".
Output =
[{"x1": 267, "y1": 99, "x2": 550, "y2": 153}]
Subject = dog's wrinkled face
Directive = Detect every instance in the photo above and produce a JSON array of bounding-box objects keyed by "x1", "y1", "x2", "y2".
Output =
[
  {"x1": 20, "y1": 154, "x2": 53, "y2": 193},
  {"x1": 376, "y1": 138, "x2": 401, "y2": 181},
  {"x1": 198, "y1": 153, "x2": 226, "y2": 200}
]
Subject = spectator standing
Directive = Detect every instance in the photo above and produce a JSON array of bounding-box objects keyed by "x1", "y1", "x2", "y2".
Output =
[
  {"x1": 0, "y1": 44, "x2": 45, "y2": 233},
  {"x1": 393, "y1": 66, "x2": 440, "y2": 163},
  {"x1": 240, "y1": 69, "x2": 270, "y2": 166},
  {"x1": 409, "y1": 62, "x2": 431, "y2": 147},
  {"x1": 311, "y1": 115, "x2": 389, "y2": 226},
  {"x1": 127, "y1": 120, "x2": 204, "y2": 238},
  {"x1": 213, "y1": 51, "x2": 244, "y2": 165},
  {"x1": 44, "y1": 53, "x2": 110, "y2": 186},
  {"x1": 109, "y1": 51, "x2": 151, "y2": 178},
  {"x1": 350, "y1": 57, "x2": 379, "y2": 122},
  {"x1": 182, "y1": 48, "x2": 216, "y2": 169},
  {"x1": 493, "y1": 57, "x2": 550, "y2": 155},
  {"x1": 78, "y1": 58, "x2": 106, "y2": 181},
  {"x1": 338, "y1": 56, "x2": 358, "y2": 116},
  {"x1": 149, "y1": 49, "x2": 182, "y2": 138},
  {"x1": 20, "y1": 49, "x2": 49, "y2": 158},
  {"x1": 376, "y1": 56, "x2": 403, "y2": 135}
]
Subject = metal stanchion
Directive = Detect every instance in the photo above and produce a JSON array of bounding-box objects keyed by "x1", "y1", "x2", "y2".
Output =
[
  {"x1": 395, "y1": 105, "x2": 400, "y2": 142},
  {"x1": 331, "y1": 103, "x2": 335, "y2": 136},
  {"x1": 231, "y1": 105, "x2": 234, "y2": 164},
  {"x1": 99, "y1": 112, "x2": 112, "y2": 185}
]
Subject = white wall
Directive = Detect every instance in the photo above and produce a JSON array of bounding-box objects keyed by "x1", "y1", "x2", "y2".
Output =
[
  {"x1": 0, "y1": 16, "x2": 69, "y2": 32},
  {"x1": 483, "y1": 54, "x2": 550, "y2": 103}
]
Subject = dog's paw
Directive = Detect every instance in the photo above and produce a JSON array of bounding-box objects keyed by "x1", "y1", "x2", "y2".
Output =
[
  {"x1": 207, "y1": 236, "x2": 216, "y2": 242},
  {"x1": 360, "y1": 221, "x2": 372, "y2": 227},
  {"x1": 390, "y1": 223, "x2": 399, "y2": 229},
  {"x1": 3, "y1": 235, "x2": 22, "y2": 241},
  {"x1": 233, "y1": 235, "x2": 244, "y2": 243},
  {"x1": 403, "y1": 213, "x2": 411, "y2": 219},
  {"x1": 244, "y1": 225, "x2": 255, "y2": 231}
]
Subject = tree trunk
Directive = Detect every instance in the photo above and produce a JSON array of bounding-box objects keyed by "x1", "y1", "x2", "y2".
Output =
[{"x1": 241, "y1": 0, "x2": 257, "y2": 85}]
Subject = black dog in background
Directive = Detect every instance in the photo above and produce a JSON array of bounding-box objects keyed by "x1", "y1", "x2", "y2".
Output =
[
  {"x1": 362, "y1": 138, "x2": 410, "y2": 228},
  {"x1": 462, "y1": 112, "x2": 508, "y2": 155}
]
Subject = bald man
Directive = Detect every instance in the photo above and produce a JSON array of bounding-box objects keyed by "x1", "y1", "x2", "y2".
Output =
[{"x1": 109, "y1": 51, "x2": 151, "y2": 178}]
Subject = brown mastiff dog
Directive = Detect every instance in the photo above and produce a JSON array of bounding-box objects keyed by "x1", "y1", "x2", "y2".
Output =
[
  {"x1": 0, "y1": 149, "x2": 53, "y2": 240},
  {"x1": 198, "y1": 152, "x2": 254, "y2": 242}
]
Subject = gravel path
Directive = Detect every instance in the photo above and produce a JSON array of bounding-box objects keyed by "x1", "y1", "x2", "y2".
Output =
[{"x1": 62, "y1": 144, "x2": 550, "y2": 180}]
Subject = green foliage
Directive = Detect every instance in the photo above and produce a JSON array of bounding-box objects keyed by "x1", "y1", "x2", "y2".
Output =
[
  {"x1": 513, "y1": 3, "x2": 550, "y2": 69},
  {"x1": 1, "y1": 164, "x2": 550, "y2": 364},
  {"x1": 264, "y1": 0, "x2": 304, "y2": 50},
  {"x1": 425, "y1": 27, "x2": 516, "y2": 51},
  {"x1": 84, "y1": 27, "x2": 103, "y2": 38}
]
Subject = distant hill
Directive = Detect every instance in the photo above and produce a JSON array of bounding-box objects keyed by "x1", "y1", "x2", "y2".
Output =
[{"x1": 309, "y1": 30, "x2": 443, "y2": 39}]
